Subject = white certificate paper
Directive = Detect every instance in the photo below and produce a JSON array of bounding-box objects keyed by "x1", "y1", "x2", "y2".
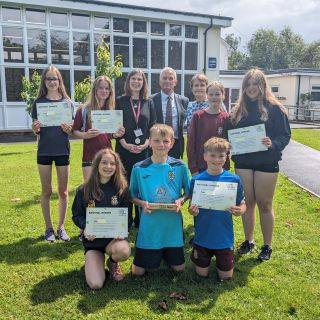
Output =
[
  {"x1": 36, "y1": 102, "x2": 73, "y2": 127},
  {"x1": 86, "y1": 207, "x2": 128, "y2": 238},
  {"x1": 228, "y1": 124, "x2": 268, "y2": 155},
  {"x1": 91, "y1": 110, "x2": 123, "y2": 133},
  {"x1": 191, "y1": 180, "x2": 237, "y2": 211}
]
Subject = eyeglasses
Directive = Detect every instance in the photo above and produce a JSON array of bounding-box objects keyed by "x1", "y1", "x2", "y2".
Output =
[{"x1": 45, "y1": 77, "x2": 59, "y2": 82}]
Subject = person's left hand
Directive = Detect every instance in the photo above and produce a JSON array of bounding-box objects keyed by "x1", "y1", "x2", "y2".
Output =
[
  {"x1": 262, "y1": 136, "x2": 272, "y2": 148},
  {"x1": 61, "y1": 123, "x2": 72, "y2": 134},
  {"x1": 113, "y1": 127, "x2": 125, "y2": 138}
]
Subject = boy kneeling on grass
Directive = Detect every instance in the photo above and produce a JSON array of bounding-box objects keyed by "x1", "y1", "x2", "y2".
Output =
[
  {"x1": 188, "y1": 137, "x2": 246, "y2": 280},
  {"x1": 130, "y1": 124, "x2": 190, "y2": 276}
]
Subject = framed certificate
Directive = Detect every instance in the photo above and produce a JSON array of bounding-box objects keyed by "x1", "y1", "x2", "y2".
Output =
[
  {"x1": 191, "y1": 180, "x2": 237, "y2": 211},
  {"x1": 36, "y1": 102, "x2": 73, "y2": 127},
  {"x1": 86, "y1": 207, "x2": 128, "y2": 238},
  {"x1": 228, "y1": 124, "x2": 268, "y2": 155},
  {"x1": 148, "y1": 203, "x2": 178, "y2": 211},
  {"x1": 91, "y1": 110, "x2": 123, "y2": 133}
]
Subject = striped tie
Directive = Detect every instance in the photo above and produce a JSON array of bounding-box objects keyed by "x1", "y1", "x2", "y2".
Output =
[{"x1": 165, "y1": 96, "x2": 173, "y2": 127}]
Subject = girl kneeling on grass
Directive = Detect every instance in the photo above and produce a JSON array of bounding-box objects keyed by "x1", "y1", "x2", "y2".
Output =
[{"x1": 72, "y1": 148, "x2": 131, "y2": 289}]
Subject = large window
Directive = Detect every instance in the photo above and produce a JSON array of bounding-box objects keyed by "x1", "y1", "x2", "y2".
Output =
[
  {"x1": 133, "y1": 38, "x2": 147, "y2": 68},
  {"x1": 94, "y1": 16, "x2": 109, "y2": 30},
  {"x1": 184, "y1": 74, "x2": 194, "y2": 101},
  {"x1": 151, "y1": 73, "x2": 161, "y2": 94},
  {"x1": 2, "y1": 7, "x2": 21, "y2": 22},
  {"x1": 134, "y1": 21, "x2": 146, "y2": 33},
  {"x1": 151, "y1": 40, "x2": 165, "y2": 69},
  {"x1": 27, "y1": 29, "x2": 47, "y2": 64},
  {"x1": 51, "y1": 12, "x2": 68, "y2": 27},
  {"x1": 151, "y1": 22, "x2": 165, "y2": 36},
  {"x1": 168, "y1": 41, "x2": 182, "y2": 70},
  {"x1": 114, "y1": 37, "x2": 129, "y2": 67},
  {"x1": 72, "y1": 14, "x2": 90, "y2": 29},
  {"x1": 311, "y1": 86, "x2": 320, "y2": 101},
  {"x1": 5, "y1": 68, "x2": 25, "y2": 101},
  {"x1": 73, "y1": 32, "x2": 90, "y2": 65},
  {"x1": 51, "y1": 31, "x2": 69, "y2": 65},
  {"x1": 185, "y1": 42, "x2": 198, "y2": 70},
  {"x1": 74, "y1": 70, "x2": 91, "y2": 84},
  {"x1": 115, "y1": 72, "x2": 128, "y2": 97},
  {"x1": 94, "y1": 34, "x2": 110, "y2": 65},
  {"x1": 59, "y1": 70, "x2": 71, "y2": 97},
  {"x1": 113, "y1": 18, "x2": 129, "y2": 33},
  {"x1": 26, "y1": 9, "x2": 45, "y2": 24},
  {"x1": 2, "y1": 27, "x2": 24, "y2": 63},
  {"x1": 185, "y1": 25, "x2": 198, "y2": 39},
  {"x1": 169, "y1": 24, "x2": 182, "y2": 37}
]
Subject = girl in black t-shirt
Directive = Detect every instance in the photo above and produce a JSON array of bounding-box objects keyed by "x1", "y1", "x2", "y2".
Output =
[
  {"x1": 72, "y1": 148, "x2": 131, "y2": 289},
  {"x1": 31, "y1": 65, "x2": 73, "y2": 243}
]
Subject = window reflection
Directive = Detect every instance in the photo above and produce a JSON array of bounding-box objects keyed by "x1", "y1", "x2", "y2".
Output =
[
  {"x1": 51, "y1": 12, "x2": 68, "y2": 27},
  {"x1": 168, "y1": 41, "x2": 182, "y2": 70},
  {"x1": 151, "y1": 40, "x2": 164, "y2": 69},
  {"x1": 114, "y1": 36, "x2": 129, "y2": 67},
  {"x1": 94, "y1": 16, "x2": 109, "y2": 29},
  {"x1": 28, "y1": 29, "x2": 47, "y2": 64},
  {"x1": 151, "y1": 22, "x2": 165, "y2": 36},
  {"x1": 51, "y1": 30, "x2": 69, "y2": 65},
  {"x1": 115, "y1": 72, "x2": 128, "y2": 97},
  {"x1": 113, "y1": 18, "x2": 129, "y2": 33},
  {"x1": 5, "y1": 68, "x2": 25, "y2": 101},
  {"x1": 169, "y1": 24, "x2": 182, "y2": 37},
  {"x1": 2, "y1": 27, "x2": 24, "y2": 63},
  {"x1": 134, "y1": 21, "x2": 146, "y2": 33},
  {"x1": 72, "y1": 14, "x2": 90, "y2": 29},
  {"x1": 94, "y1": 34, "x2": 110, "y2": 65},
  {"x1": 184, "y1": 74, "x2": 194, "y2": 101},
  {"x1": 133, "y1": 38, "x2": 147, "y2": 68},
  {"x1": 151, "y1": 73, "x2": 161, "y2": 94},
  {"x1": 73, "y1": 32, "x2": 90, "y2": 65},
  {"x1": 185, "y1": 25, "x2": 198, "y2": 39},
  {"x1": 59, "y1": 70, "x2": 71, "y2": 97},
  {"x1": 2, "y1": 7, "x2": 21, "y2": 22},
  {"x1": 185, "y1": 42, "x2": 198, "y2": 70},
  {"x1": 74, "y1": 70, "x2": 91, "y2": 84},
  {"x1": 26, "y1": 9, "x2": 45, "y2": 24}
]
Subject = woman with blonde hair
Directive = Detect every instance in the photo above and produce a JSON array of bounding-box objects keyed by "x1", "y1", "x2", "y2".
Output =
[
  {"x1": 72, "y1": 75, "x2": 125, "y2": 181},
  {"x1": 228, "y1": 68, "x2": 291, "y2": 261}
]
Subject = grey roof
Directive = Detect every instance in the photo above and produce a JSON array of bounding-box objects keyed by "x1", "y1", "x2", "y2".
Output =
[{"x1": 64, "y1": 0, "x2": 233, "y2": 21}]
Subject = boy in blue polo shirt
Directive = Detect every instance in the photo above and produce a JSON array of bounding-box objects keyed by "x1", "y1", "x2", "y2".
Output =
[
  {"x1": 130, "y1": 124, "x2": 190, "y2": 276},
  {"x1": 189, "y1": 137, "x2": 246, "y2": 280}
]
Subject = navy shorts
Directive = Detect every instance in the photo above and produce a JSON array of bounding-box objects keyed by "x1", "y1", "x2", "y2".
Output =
[
  {"x1": 133, "y1": 247, "x2": 185, "y2": 269},
  {"x1": 37, "y1": 155, "x2": 69, "y2": 166},
  {"x1": 191, "y1": 243, "x2": 234, "y2": 271},
  {"x1": 235, "y1": 162, "x2": 279, "y2": 173},
  {"x1": 84, "y1": 238, "x2": 113, "y2": 254}
]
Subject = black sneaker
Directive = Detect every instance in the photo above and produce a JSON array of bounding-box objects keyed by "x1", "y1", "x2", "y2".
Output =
[
  {"x1": 237, "y1": 240, "x2": 256, "y2": 254},
  {"x1": 257, "y1": 245, "x2": 272, "y2": 261}
]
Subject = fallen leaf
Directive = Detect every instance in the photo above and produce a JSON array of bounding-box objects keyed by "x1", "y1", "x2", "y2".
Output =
[
  {"x1": 169, "y1": 292, "x2": 187, "y2": 300},
  {"x1": 285, "y1": 222, "x2": 293, "y2": 228},
  {"x1": 11, "y1": 198, "x2": 21, "y2": 202},
  {"x1": 158, "y1": 300, "x2": 168, "y2": 311}
]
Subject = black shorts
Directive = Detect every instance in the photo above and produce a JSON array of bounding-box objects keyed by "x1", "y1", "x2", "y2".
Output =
[
  {"x1": 191, "y1": 243, "x2": 234, "y2": 271},
  {"x1": 84, "y1": 238, "x2": 113, "y2": 254},
  {"x1": 133, "y1": 247, "x2": 185, "y2": 269},
  {"x1": 235, "y1": 162, "x2": 279, "y2": 173},
  {"x1": 37, "y1": 155, "x2": 69, "y2": 166}
]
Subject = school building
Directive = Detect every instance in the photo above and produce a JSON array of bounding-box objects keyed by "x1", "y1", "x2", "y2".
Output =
[{"x1": 0, "y1": 0, "x2": 232, "y2": 131}]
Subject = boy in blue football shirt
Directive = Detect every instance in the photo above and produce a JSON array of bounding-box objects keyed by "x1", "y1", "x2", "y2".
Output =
[
  {"x1": 130, "y1": 124, "x2": 190, "y2": 276},
  {"x1": 189, "y1": 137, "x2": 246, "y2": 280}
]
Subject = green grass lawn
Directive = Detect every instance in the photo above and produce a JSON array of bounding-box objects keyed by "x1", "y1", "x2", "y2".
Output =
[
  {"x1": 291, "y1": 128, "x2": 320, "y2": 151},
  {"x1": 0, "y1": 140, "x2": 319, "y2": 319}
]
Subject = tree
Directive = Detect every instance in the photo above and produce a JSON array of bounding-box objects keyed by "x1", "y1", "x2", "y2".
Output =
[
  {"x1": 300, "y1": 41, "x2": 320, "y2": 68},
  {"x1": 74, "y1": 39, "x2": 123, "y2": 103},
  {"x1": 224, "y1": 33, "x2": 247, "y2": 70},
  {"x1": 21, "y1": 70, "x2": 41, "y2": 116}
]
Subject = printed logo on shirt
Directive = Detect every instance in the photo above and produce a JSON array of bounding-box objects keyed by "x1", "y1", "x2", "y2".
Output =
[
  {"x1": 168, "y1": 171, "x2": 175, "y2": 181},
  {"x1": 88, "y1": 200, "x2": 95, "y2": 208},
  {"x1": 111, "y1": 196, "x2": 119, "y2": 206},
  {"x1": 217, "y1": 127, "x2": 223, "y2": 135},
  {"x1": 156, "y1": 187, "x2": 167, "y2": 197},
  {"x1": 142, "y1": 174, "x2": 151, "y2": 179}
]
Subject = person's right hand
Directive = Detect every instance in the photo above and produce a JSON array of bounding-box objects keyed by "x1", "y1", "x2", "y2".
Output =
[
  {"x1": 84, "y1": 228, "x2": 96, "y2": 241},
  {"x1": 84, "y1": 128, "x2": 100, "y2": 139},
  {"x1": 32, "y1": 120, "x2": 41, "y2": 134},
  {"x1": 142, "y1": 201, "x2": 152, "y2": 214},
  {"x1": 188, "y1": 204, "x2": 199, "y2": 216}
]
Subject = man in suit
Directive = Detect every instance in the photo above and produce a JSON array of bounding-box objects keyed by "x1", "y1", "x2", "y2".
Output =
[{"x1": 151, "y1": 67, "x2": 189, "y2": 159}]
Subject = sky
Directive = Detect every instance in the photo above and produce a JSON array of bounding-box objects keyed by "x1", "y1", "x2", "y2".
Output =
[{"x1": 109, "y1": 0, "x2": 320, "y2": 45}]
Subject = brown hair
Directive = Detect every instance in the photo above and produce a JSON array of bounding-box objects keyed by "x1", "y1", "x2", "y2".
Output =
[
  {"x1": 124, "y1": 69, "x2": 148, "y2": 100},
  {"x1": 230, "y1": 68, "x2": 287, "y2": 125},
  {"x1": 37, "y1": 65, "x2": 70, "y2": 100},
  {"x1": 190, "y1": 74, "x2": 208, "y2": 88},
  {"x1": 83, "y1": 148, "x2": 127, "y2": 202},
  {"x1": 207, "y1": 81, "x2": 225, "y2": 112},
  {"x1": 149, "y1": 123, "x2": 174, "y2": 139},
  {"x1": 204, "y1": 137, "x2": 230, "y2": 154}
]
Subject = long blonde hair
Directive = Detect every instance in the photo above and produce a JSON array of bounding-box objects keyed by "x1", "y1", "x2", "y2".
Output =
[
  {"x1": 230, "y1": 68, "x2": 287, "y2": 125},
  {"x1": 83, "y1": 148, "x2": 127, "y2": 202},
  {"x1": 82, "y1": 75, "x2": 115, "y2": 123},
  {"x1": 37, "y1": 65, "x2": 70, "y2": 100}
]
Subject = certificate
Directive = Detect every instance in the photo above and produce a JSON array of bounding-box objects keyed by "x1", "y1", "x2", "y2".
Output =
[
  {"x1": 191, "y1": 180, "x2": 237, "y2": 211},
  {"x1": 36, "y1": 102, "x2": 73, "y2": 127},
  {"x1": 228, "y1": 124, "x2": 268, "y2": 155},
  {"x1": 91, "y1": 110, "x2": 123, "y2": 133},
  {"x1": 148, "y1": 203, "x2": 178, "y2": 212},
  {"x1": 85, "y1": 207, "x2": 128, "y2": 238}
]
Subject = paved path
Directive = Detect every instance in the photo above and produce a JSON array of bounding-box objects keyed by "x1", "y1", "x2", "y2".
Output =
[{"x1": 280, "y1": 140, "x2": 320, "y2": 197}]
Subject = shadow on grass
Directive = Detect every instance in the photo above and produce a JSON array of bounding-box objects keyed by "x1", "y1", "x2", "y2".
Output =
[
  {"x1": 0, "y1": 236, "x2": 82, "y2": 265},
  {"x1": 30, "y1": 235, "x2": 258, "y2": 316},
  {"x1": 0, "y1": 151, "x2": 33, "y2": 157}
]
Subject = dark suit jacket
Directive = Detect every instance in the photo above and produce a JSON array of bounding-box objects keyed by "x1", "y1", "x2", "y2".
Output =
[{"x1": 151, "y1": 92, "x2": 189, "y2": 158}]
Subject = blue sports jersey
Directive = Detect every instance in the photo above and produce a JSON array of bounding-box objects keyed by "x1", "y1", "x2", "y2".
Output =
[
  {"x1": 190, "y1": 170, "x2": 245, "y2": 249},
  {"x1": 130, "y1": 156, "x2": 190, "y2": 249}
]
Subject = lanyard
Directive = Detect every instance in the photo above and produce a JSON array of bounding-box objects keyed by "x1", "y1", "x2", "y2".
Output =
[{"x1": 130, "y1": 97, "x2": 141, "y2": 127}]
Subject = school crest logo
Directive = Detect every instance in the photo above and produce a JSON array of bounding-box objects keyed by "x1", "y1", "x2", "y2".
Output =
[
  {"x1": 217, "y1": 127, "x2": 223, "y2": 135},
  {"x1": 88, "y1": 200, "x2": 95, "y2": 208},
  {"x1": 156, "y1": 187, "x2": 167, "y2": 197},
  {"x1": 111, "y1": 196, "x2": 119, "y2": 206},
  {"x1": 168, "y1": 171, "x2": 175, "y2": 180}
]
